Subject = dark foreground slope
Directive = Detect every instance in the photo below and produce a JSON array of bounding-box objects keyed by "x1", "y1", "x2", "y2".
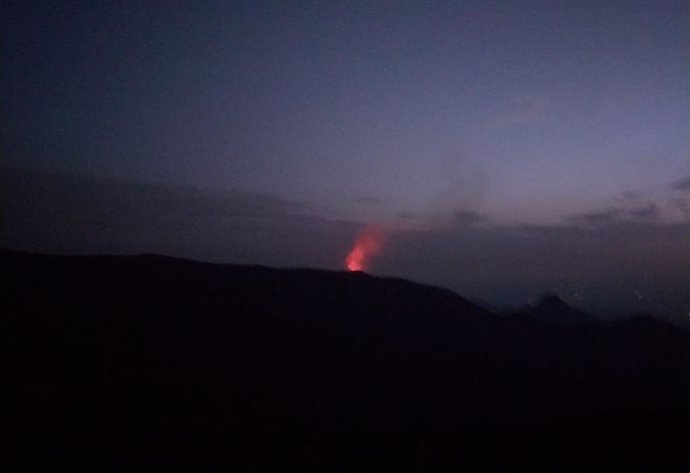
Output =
[{"x1": 2, "y1": 250, "x2": 688, "y2": 471}]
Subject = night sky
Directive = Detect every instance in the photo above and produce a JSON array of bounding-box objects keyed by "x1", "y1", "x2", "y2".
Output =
[{"x1": 2, "y1": 1, "x2": 688, "y2": 322}]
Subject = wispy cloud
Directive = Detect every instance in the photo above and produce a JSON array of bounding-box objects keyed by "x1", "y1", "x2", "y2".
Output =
[
  {"x1": 627, "y1": 202, "x2": 660, "y2": 220},
  {"x1": 453, "y1": 210, "x2": 489, "y2": 227},
  {"x1": 565, "y1": 202, "x2": 661, "y2": 227},
  {"x1": 492, "y1": 96, "x2": 550, "y2": 127},
  {"x1": 671, "y1": 176, "x2": 690, "y2": 192},
  {"x1": 565, "y1": 208, "x2": 621, "y2": 226}
]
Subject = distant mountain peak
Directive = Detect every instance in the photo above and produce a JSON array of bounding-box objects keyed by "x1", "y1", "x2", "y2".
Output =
[
  {"x1": 526, "y1": 294, "x2": 596, "y2": 326},
  {"x1": 534, "y1": 294, "x2": 571, "y2": 311}
]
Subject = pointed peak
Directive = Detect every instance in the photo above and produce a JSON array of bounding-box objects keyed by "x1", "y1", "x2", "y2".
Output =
[
  {"x1": 534, "y1": 294, "x2": 571, "y2": 310},
  {"x1": 526, "y1": 293, "x2": 598, "y2": 326}
]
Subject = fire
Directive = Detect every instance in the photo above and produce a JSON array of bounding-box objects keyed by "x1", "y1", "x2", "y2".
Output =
[
  {"x1": 345, "y1": 226, "x2": 385, "y2": 272},
  {"x1": 346, "y1": 246, "x2": 366, "y2": 271}
]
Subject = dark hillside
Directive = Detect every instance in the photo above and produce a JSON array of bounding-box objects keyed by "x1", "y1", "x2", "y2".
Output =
[{"x1": 2, "y1": 250, "x2": 688, "y2": 471}]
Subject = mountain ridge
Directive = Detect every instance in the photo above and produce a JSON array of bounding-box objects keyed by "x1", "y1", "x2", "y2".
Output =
[
  {"x1": 514, "y1": 293, "x2": 601, "y2": 326},
  {"x1": 2, "y1": 249, "x2": 688, "y2": 471},
  {"x1": 4, "y1": 248, "x2": 676, "y2": 328}
]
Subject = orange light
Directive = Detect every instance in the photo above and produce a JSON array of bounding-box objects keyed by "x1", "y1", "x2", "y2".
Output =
[
  {"x1": 344, "y1": 226, "x2": 385, "y2": 272},
  {"x1": 346, "y1": 247, "x2": 364, "y2": 271}
]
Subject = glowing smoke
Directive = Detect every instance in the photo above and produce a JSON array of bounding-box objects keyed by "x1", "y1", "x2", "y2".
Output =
[{"x1": 345, "y1": 225, "x2": 387, "y2": 272}]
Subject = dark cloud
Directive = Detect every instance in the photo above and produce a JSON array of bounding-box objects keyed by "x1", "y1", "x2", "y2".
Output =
[
  {"x1": 565, "y1": 202, "x2": 661, "y2": 226},
  {"x1": 453, "y1": 210, "x2": 489, "y2": 227},
  {"x1": 620, "y1": 191, "x2": 642, "y2": 200},
  {"x1": 671, "y1": 176, "x2": 690, "y2": 192},
  {"x1": 565, "y1": 208, "x2": 621, "y2": 226},
  {"x1": 627, "y1": 202, "x2": 660, "y2": 220},
  {"x1": 0, "y1": 168, "x2": 357, "y2": 268},
  {"x1": 674, "y1": 198, "x2": 690, "y2": 217},
  {"x1": 396, "y1": 212, "x2": 420, "y2": 221}
]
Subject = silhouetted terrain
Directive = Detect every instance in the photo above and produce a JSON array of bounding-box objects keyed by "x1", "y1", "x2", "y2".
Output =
[
  {"x1": 2, "y1": 250, "x2": 688, "y2": 471},
  {"x1": 513, "y1": 294, "x2": 600, "y2": 326}
]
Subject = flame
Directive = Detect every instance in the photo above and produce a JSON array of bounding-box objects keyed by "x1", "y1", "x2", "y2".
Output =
[{"x1": 345, "y1": 226, "x2": 385, "y2": 272}]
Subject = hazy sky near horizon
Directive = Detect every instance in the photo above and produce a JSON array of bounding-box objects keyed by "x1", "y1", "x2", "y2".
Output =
[{"x1": 2, "y1": 1, "x2": 689, "y2": 320}]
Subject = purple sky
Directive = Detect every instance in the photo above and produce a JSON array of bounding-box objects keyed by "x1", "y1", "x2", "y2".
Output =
[{"x1": 2, "y1": 0, "x2": 688, "y2": 322}]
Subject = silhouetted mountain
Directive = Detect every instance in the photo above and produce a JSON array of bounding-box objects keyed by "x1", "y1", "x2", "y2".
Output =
[
  {"x1": 2, "y1": 250, "x2": 688, "y2": 471},
  {"x1": 534, "y1": 293, "x2": 572, "y2": 311},
  {"x1": 519, "y1": 294, "x2": 599, "y2": 326}
]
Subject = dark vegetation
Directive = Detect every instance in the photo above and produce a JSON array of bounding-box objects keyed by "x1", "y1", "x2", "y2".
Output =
[{"x1": 2, "y1": 250, "x2": 688, "y2": 471}]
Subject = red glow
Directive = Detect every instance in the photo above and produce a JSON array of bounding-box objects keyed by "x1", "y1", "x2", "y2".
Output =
[{"x1": 345, "y1": 226, "x2": 385, "y2": 272}]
